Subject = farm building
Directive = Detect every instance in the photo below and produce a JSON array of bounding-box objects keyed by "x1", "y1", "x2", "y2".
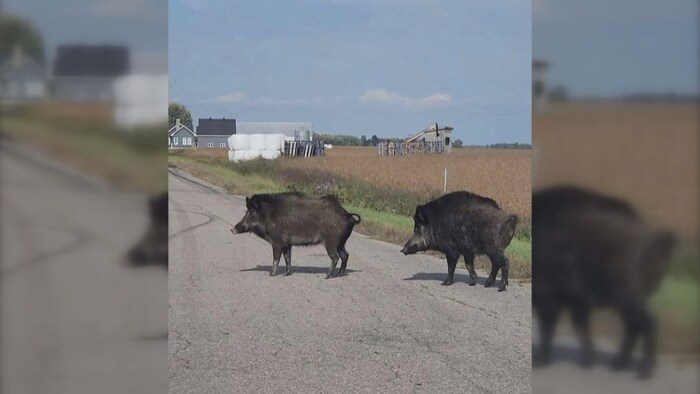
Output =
[
  {"x1": 236, "y1": 122, "x2": 313, "y2": 141},
  {"x1": 196, "y1": 117, "x2": 236, "y2": 148},
  {"x1": 52, "y1": 44, "x2": 130, "y2": 102},
  {"x1": 533, "y1": 60, "x2": 549, "y2": 112},
  {"x1": 168, "y1": 118, "x2": 196, "y2": 149},
  {"x1": 0, "y1": 46, "x2": 48, "y2": 102},
  {"x1": 377, "y1": 123, "x2": 454, "y2": 156}
]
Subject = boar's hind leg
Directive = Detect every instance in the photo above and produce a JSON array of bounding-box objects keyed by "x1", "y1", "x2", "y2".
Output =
[
  {"x1": 462, "y1": 251, "x2": 477, "y2": 286},
  {"x1": 534, "y1": 303, "x2": 561, "y2": 367},
  {"x1": 325, "y1": 244, "x2": 340, "y2": 279},
  {"x1": 571, "y1": 303, "x2": 594, "y2": 367},
  {"x1": 486, "y1": 251, "x2": 509, "y2": 291},
  {"x1": 270, "y1": 245, "x2": 283, "y2": 277},
  {"x1": 612, "y1": 304, "x2": 656, "y2": 378},
  {"x1": 338, "y1": 246, "x2": 349, "y2": 276},
  {"x1": 442, "y1": 254, "x2": 459, "y2": 286},
  {"x1": 282, "y1": 246, "x2": 292, "y2": 276}
]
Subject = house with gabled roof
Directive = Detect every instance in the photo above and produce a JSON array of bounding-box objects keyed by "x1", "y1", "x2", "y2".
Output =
[
  {"x1": 0, "y1": 46, "x2": 48, "y2": 102},
  {"x1": 168, "y1": 118, "x2": 196, "y2": 149}
]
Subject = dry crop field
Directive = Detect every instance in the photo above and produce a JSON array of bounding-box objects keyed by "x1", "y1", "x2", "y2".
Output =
[
  {"x1": 534, "y1": 102, "x2": 699, "y2": 238},
  {"x1": 181, "y1": 147, "x2": 532, "y2": 219}
]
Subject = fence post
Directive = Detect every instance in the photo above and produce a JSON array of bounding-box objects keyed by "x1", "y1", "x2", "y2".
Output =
[{"x1": 443, "y1": 168, "x2": 447, "y2": 193}]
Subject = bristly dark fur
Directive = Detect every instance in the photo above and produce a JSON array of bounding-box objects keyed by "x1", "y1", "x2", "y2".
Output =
[
  {"x1": 532, "y1": 185, "x2": 675, "y2": 379},
  {"x1": 234, "y1": 192, "x2": 361, "y2": 278},
  {"x1": 401, "y1": 191, "x2": 516, "y2": 291}
]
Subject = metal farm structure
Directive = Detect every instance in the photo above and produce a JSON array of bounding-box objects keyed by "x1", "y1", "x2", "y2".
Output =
[
  {"x1": 376, "y1": 140, "x2": 446, "y2": 156},
  {"x1": 284, "y1": 140, "x2": 326, "y2": 157},
  {"x1": 377, "y1": 123, "x2": 454, "y2": 156}
]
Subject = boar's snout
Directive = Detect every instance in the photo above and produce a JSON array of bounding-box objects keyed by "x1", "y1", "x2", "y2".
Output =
[
  {"x1": 401, "y1": 241, "x2": 420, "y2": 255},
  {"x1": 232, "y1": 222, "x2": 246, "y2": 234}
]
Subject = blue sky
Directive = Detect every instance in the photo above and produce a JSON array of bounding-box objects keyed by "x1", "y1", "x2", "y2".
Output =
[
  {"x1": 5, "y1": 0, "x2": 167, "y2": 72},
  {"x1": 170, "y1": 0, "x2": 532, "y2": 144},
  {"x1": 534, "y1": 0, "x2": 699, "y2": 97}
]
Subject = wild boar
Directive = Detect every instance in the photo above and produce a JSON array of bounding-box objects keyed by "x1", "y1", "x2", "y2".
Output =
[
  {"x1": 231, "y1": 192, "x2": 361, "y2": 278},
  {"x1": 126, "y1": 192, "x2": 168, "y2": 268},
  {"x1": 400, "y1": 191, "x2": 517, "y2": 291},
  {"x1": 532, "y1": 185, "x2": 675, "y2": 379}
]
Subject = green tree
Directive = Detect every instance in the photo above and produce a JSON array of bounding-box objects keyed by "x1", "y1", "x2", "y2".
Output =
[
  {"x1": 0, "y1": 15, "x2": 45, "y2": 63},
  {"x1": 169, "y1": 102, "x2": 192, "y2": 126},
  {"x1": 370, "y1": 135, "x2": 379, "y2": 146},
  {"x1": 360, "y1": 135, "x2": 368, "y2": 146},
  {"x1": 452, "y1": 139, "x2": 463, "y2": 148}
]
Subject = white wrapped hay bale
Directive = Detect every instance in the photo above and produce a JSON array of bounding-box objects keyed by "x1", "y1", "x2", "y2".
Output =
[
  {"x1": 261, "y1": 150, "x2": 281, "y2": 160},
  {"x1": 248, "y1": 134, "x2": 267, "y2": 150},
  {"x1": 228, "y1": 134, "x2": 249, "y2": 151},
  {"x1": 264, "y1": 134, "x2": 282, "y2": 151},
  {"x1": 228, "y1": 150, "x2": 235, "y2": 161}
]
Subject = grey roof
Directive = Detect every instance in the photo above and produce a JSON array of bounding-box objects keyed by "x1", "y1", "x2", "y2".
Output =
[
  {"x1": 196, "y1": 118, "x2": 236, "y2": 136},
  {"x1": 53, "y1": 45, "x2": 129, "y2": 77},
  {"x1": 406, "y1": 124, "x2": 453, "y2": 143},
  {"x1": 236, "y1": 122, "x2": 312, "y2": 137},
  {"x1": 168, "y1": 123, "x2": 196, "y2": 136}
]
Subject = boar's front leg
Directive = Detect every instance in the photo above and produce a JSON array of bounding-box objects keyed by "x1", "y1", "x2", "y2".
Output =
[
  {"x1": 270, "y1": 244, "x2": 283, "y2": 276},
  {"x1": 462, "y1": 250, "x2": 477, "y2": 286},
  {"x1": 282, "y1": 246, "x2": 292, "y2": 276},
  {"x1": 442, "y1": 253, "x2": 459, "y2": 286}
]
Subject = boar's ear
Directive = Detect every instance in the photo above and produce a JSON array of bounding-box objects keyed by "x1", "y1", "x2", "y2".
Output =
[
  {"x1": 415, "y1": 206, "x2": 428, "y2": 224},
  {"x1": 249, "y1": 195, "x2": 262, "y2": 211}
]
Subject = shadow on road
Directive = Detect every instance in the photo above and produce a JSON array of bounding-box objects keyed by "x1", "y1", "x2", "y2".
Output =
[
  {"x1": 403, "y1": 272, "x2": 490, "y2": 286},
  {"x1": 533, "y1": 342, "x2": 636, "y2": 369},
  {"x1": 240, "y1": 265, "x2": 362, "y2": 275}
]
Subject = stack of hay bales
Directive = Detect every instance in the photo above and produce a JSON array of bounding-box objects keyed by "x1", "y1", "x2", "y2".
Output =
[{"x1": 228, "y1": 133, "x2": 285, "y2": 162}]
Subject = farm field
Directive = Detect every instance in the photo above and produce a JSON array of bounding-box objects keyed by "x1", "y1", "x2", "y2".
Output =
[
  {"x1": 176, "y1": 146, "x2": 531, "y2": 218},
  {"x1": 534, "y1": 102, "x2": 699, "y2": 238}
]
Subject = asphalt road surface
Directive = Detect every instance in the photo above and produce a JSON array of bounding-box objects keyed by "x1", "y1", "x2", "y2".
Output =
[
  {"x1": 168, "y1": 168, "x2": 532, "y2": 393},
  {"x1": 0, "y1": 142, "x2": 168, "y2": 393}
]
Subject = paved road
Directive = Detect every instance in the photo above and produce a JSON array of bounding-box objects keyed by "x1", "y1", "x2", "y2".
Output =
[
  {"x1": 168, "y1": 168, "x2": 531, "y2": 393},
  {"x1": 0, "y1": 142, "x2": 168, "y2": 393}
]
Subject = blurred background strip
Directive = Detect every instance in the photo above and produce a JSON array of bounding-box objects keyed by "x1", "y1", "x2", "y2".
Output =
[
  {"x1": 0, "y1": 1, "x2": 168, "y2": 393},
  {"x1": 533, "y1": 0, "x2": 699, "y2": 392}
]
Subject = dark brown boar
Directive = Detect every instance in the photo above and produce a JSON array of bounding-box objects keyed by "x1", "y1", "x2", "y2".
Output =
[
  {"x1": 400, "y1": 191, "x2": 517, "y2": 291},
  {"x1": 231, "y1": 192, "x2": 361, "y2": 278},
  {"x1": 126, "y1": 192, "x2": 168, "y2": 268},
  {"x1": 532, "y1": 185, "x2": 675, "y2": 379}
]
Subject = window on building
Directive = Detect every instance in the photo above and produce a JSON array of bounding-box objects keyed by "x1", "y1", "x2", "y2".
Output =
[
  {"x1": 220, "y1": 143, "x2": 226, "y2": 148},
  {"x1": 445, "y1": 137, "x2": 451, "y2": 145},
  {"x1": 207, "y1": 142, "x2": 213, "y2": 148},
  {"x1": 174, "y1": 137, "x2": 178, "y2": 145}
]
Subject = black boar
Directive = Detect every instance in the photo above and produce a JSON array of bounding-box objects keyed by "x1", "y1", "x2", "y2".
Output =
[
  {"x1": 231, "y1": 192, "x2": 361, "y2": 278},
  {"x1": 400, "y1": 191, "x2": 517, "y2": 291},
  {"x1": 532, "y1": 185, "x2": 675, "y2": 379},
  {"x1": 127, "y1": 193, "x2": 168, "y2": 268}
]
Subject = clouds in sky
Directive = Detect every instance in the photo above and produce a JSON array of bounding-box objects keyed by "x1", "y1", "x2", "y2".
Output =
[
  {"x1": 214, "y1": 89, "x2": 451, "y2": 108},
  {"x1": 359, "y1": 88, "x2": 452, "y2": 107}
]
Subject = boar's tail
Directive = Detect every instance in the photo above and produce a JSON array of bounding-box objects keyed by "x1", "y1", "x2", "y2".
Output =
[
  {"x1": 349, "y1": 213, "x2": 362, "y2": 224},
  {"x1": 500, "y1": 215, "x2": 518, "y2": 246}
]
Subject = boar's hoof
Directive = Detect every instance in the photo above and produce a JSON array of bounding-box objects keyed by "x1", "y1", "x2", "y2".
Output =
[
  {"x1": 610, "y1": 355, "x2": 632, "y2": 371},
  {"x1": 468, "y1": 279, "x2": 477, "y2": 286},
  {"x1": 498, "y1": 284, "x2": 507, "y2": 292},
  {"x1": 325, "y1": 273, "x2": 333, "y2": 279},
  {"x1": 484, "y1": 278, "x2": 495, "y2": 288},
  {"x1": 269, "y1": 270, "x2": 277, "y2": 277},
  {"x1": 441, "y1": 279, "x2": 454, "y2": 286},
  {"x1": 285, "y1": 269, "x2": 293, "y2": 276},
  {"x1": 637, "y1": 360, "x2": 653, "y2": 380},
  {"x1": 532, "y1": 351, "x2": 551, "y2": 367}
]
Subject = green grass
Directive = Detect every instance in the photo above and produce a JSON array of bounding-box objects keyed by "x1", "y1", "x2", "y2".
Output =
[
  {"x1": 2, "y1": 109, "x2": 167, "y2": 193},
  {"x1": 169, "y1": 153, "x2": 532, "y2": 280}
]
